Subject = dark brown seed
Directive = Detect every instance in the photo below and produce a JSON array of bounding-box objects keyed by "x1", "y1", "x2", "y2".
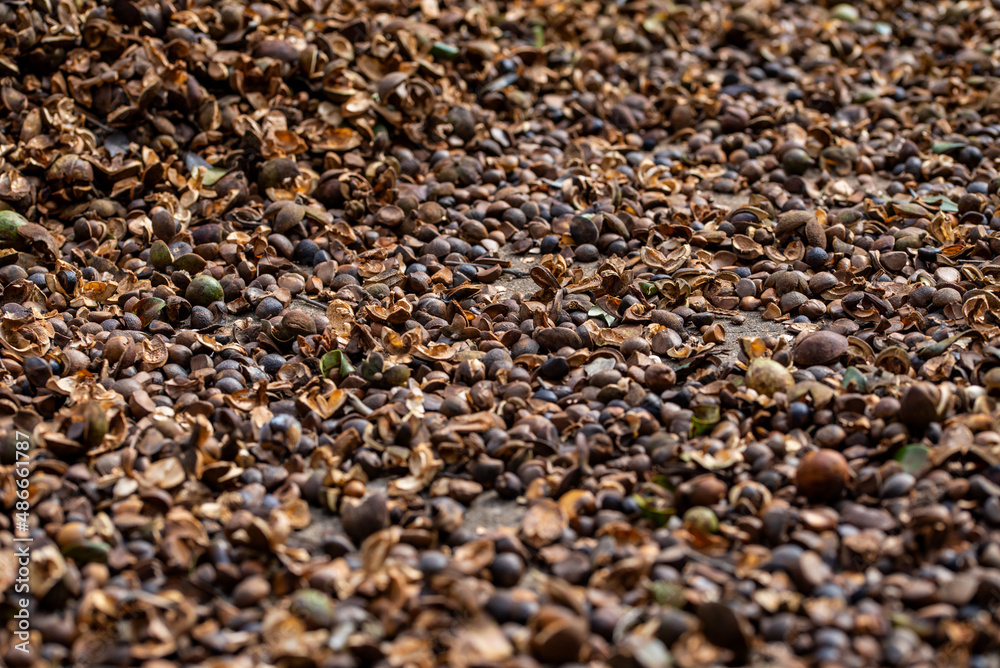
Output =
[
  {"x1": 792, "y1": 330, "x2": 848, "y2": 366},
  {"x1": 796, "y1": 449, "x2": 850, "y2": 503},
  {"x1": 570, "y1": 215, "x2": 599, "y2": 245},
  {"x1": 899, "y1": 382, "x2": 942, "y2": 428},
  {"x1": 775, "y1": 210, "x2": 814, "y2": 236},
  {"x1": 340, "y1": 492, "x2": 388, "y2": 544},
  {"x1": 534, "y1": 327, "x2": 582, "y2": 351}
]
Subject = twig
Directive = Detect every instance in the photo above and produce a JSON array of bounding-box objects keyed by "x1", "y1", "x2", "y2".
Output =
[
  {"x1": 443, "y1": 259, "x2": 513, "y2": 269},
  {"x1": 76, "y1": 106, "x2": 116, "y2": 133},
  {"x1": 345, "y1": 391, "x2": 374, "y2": 416},
  {"x1": 294, "y1": 295, "x2": 328, "y2": 309}
]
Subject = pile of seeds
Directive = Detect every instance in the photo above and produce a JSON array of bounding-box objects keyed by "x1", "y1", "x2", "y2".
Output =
[{"x1": 3, "y1": 0, "x2": 1000, "y2": 665}]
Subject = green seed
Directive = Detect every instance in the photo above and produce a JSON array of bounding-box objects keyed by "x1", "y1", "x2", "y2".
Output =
[
  {"x1": 430, "y1": 41, "x2": 459, "y2": 60},
  {"x1": 289, "y1": 589, "x2": 336, "y2": 628},
  {"x1": 383, "y1": 364, "x2": 411, "y2": 387},
  {"x1": 173, "y1": 253, "x2": 207, "y2": 274},
  {"x1": 745, "y1": 358, "x2": 794, "y2": 397},
  {"x1": 683, "y1": 506, "x2": 719, "y2": 536},
  {"x1": 0, "y1": 210, "x2": 27, "y2": 248},
  {"x1": 185, "y1": 274, "x2": 224, "y2": 307},
  {"x1": 149, "y1": 240, "x2": 173, "y2": 270},
  {"x1": 782, "y1": 148, "x2": 813, "y2": 176},
  {"x1": 831, "y1": 4, "x2": 859, "y2": 22}
]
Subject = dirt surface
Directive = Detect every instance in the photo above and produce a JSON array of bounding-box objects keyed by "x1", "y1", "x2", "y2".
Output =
[{"x1": 290, "y1": 480, "x2": 526, "y2": 551}]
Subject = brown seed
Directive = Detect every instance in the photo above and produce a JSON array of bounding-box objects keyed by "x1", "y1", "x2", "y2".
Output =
[
  {"x1": 274, "y1": 310, "x2": 317, "y2": 339},
  {"x1": 796, "y1": 449, "x2": 850, "y2": 503},
  {"x1": 932, "y1": 287, "x2": 962, "y2": 308},
  {"x1": 873, "y1": 396, "x2": 902, "y2": 419},
  {"x1": 620, "y1": 336, "x2": 650, "y2": 356},
  {"x1": 899, "y1": 382, "x2": 942, "y2": 428},
  {"x1": 792, "y1": 330, "x2": 848, "y2": 366},
  {"x1": 775, "y1": 210, "x2": 814, "y2": 236},
  {"x1": 792, "y1": 550, "x2": 833, "y2": 593},
  {"x1": 534, "y1": 327, "x2": 582, "y2": 351},
  {"x1": 645, "y1": 364, "x2": 676, "y2": 392},
  {"x1": 696, "y1": 602, "x2": 750, "y2": 663},
  {"x1": 232, "y1": 575, "x2": 271, "y2": 606},
  {"x1": 804, "y1": 218, "x2": 826, "y2": 248},
  {"x1": 273, "y1": 202, "x2": 305, "y2": 233},
  {"x1": 55, "y1": 521, "x2": 88, "y2": 549},
  {"x1": 530, "y1": 606, "x2": 587, "y2": 664},
  {"x1": 340, "y1": 492, "x2": 388, "y2": 543},
  {"x1": 909, "y1": 285, "x2": 936, "y2": 307},
  {"x1": 879, "y1": 251, "x2": 907, "y2": 271},
  {"x1": 683, "y1": 475, "x2": 728, "y2": 507},
  {"x1": 779, "y1": 291, "x2": 807, "y2": 313},
  {"x1": 736, "y1": 278, "x2": 757, "y2": 298},
  {"x1": 799, "y1": 299, "x2": 827, "y2": 319},
  {"x1": 258, "y1": 157, "x2": 300, "y2": 191},
  {"x1": 808, "y1": 271, "x2": 838, "y2": 294}
]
